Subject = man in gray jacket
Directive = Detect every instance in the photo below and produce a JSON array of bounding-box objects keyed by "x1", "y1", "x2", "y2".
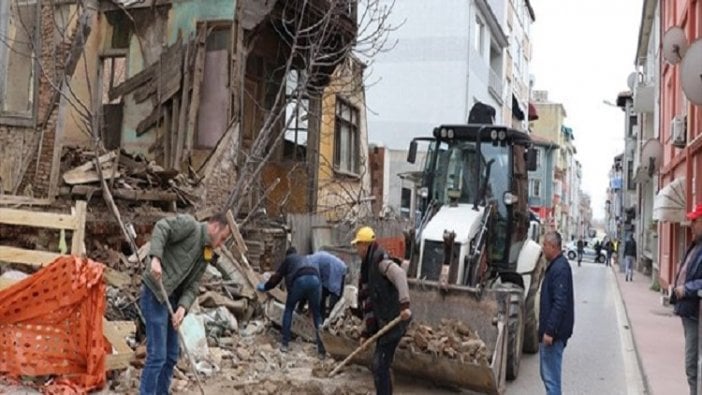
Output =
[{"x1": 140, "y1": 213, "x2": 231, "y2": 395}]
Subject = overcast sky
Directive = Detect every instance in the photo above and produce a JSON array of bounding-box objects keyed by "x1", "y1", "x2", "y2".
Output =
[{"x1": 529, "y1": 0, "x2": 644, "y2": 220}]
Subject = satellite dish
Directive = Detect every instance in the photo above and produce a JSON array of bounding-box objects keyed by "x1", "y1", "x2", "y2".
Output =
[
  {"x1": 663, "y1": 26, "x2": 688, "y2": 64},
  {"x1": 641, "y1": 138, "x2": 663, "y2": 176},
  {"x1": 627, "y1": 72, "x2": 638, "y2": 91},
  {"x1": 681, "y1": 38, "x2": 702, "y2": 105}
]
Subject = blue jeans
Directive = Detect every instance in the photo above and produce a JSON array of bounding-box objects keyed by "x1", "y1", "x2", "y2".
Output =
[
  {"x1": 625, "y1": 256, "x2": 635, "y2": 280},
  {"x1": 540, "y1": 340, "x2": 565, "y2": 395},
  {"x1": 282, "y1": 274, "x2": 325, "y2": 354},
  {"x1": 139, "y1": 285, "x2": 180, "y2": 395}
]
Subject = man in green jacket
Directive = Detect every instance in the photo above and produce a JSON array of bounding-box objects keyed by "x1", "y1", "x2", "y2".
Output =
[{"x1": 139, "y1": 213, "x2": 231, "y2": 395}]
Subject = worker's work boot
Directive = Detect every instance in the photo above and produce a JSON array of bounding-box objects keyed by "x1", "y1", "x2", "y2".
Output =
[{"x1": 280, "y1": 344, "x2": 289, "y2": 353}]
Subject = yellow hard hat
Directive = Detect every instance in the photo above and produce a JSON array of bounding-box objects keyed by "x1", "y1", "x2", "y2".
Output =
[{"x1": 351, "y1": 226, "x2": 376, "y2": 244}]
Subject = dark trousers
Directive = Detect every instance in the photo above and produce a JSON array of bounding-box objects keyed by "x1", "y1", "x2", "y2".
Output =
[
  {"x1": 283, "y1": 274, "x2": 325, "y2": 354},
  {"x1": 682, "y1": 317, "x2": 698, "y2": 395},
  {"x1": 139, "y1": 286, "x2": 180, "y2": 395},
  {"x1": 372, "y1": 338, "x2": 401, "y2": 395}
]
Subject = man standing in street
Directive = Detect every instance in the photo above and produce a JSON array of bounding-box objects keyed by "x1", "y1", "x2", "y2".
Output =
[
  {"x1": 140, "y1": 213, "x2": 231, "y2": 395},
  {"x1": 539, "y1": 231, "x2": 574, "y2": 395},
  {"x1": 353, "y1": 226, "x2": 412, "y2": 395},
  {"x1": 299, "y1": 251, "x2": 348, "y2": 319},
  {"x1": 671, "y1": 203, "x2": 702, "y2": 395},
  {"x1": 576, "y1": 238, "x2": 584, "y2": 267},
  {"x1": 604, "y1": 238, "x2": 614, "y2": 267},
  {"x1": 624, "y1": 234, "x2": 637, "y2": 282},
  {"x1": 257, "y1": 247, "x2": 325, "y2": 356}
]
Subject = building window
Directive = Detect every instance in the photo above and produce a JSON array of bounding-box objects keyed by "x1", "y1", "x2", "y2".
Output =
[
  {"x1": 627, "y1": 160, "x2": 635, "y2": 190},
  {"x1": 535, "y1": 149, "x2": 541, "y2": 168},
  {"x1": 0, "y1": 0, "x2": 39, "y2": 124},
  {"x1": 400, "y1": 187, "x2": 412, "y2": 218},
  {"x1": 474, "y1": 16, "x2": 484, "y2": 56},
  {"x1": 334, "y1": 98, "x2": 360, "y2": 175},
  {"x1": 529, "y1": 178, "x2": 541, "y2": 198},
  {"x1": 284, "y1": 69, "x2": 309, "y2": 161}
]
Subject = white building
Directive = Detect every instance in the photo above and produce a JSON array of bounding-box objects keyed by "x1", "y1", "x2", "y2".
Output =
[{"x1": 365, "y1": 0, "x2": 511, "y2": 149}]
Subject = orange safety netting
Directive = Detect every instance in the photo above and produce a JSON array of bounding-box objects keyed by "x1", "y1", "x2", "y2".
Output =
[{"x1": 0, "y1": 256, "x2": 108, "y2": 394}]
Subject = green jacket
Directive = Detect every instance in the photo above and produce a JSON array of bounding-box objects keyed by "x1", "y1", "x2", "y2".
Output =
[{"x1": 142, "y1": 214, "x2": 211, "y2": 310}]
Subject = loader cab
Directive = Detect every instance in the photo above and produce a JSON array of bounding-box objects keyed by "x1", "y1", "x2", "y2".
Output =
[{"x1": 408, "y1": 125, "x2": 534, "y2": 272}]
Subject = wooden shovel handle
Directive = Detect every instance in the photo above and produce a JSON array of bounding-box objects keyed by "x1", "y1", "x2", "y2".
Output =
[{"x1": 329, "y1": 316, "x2": 404, "y2": 376}]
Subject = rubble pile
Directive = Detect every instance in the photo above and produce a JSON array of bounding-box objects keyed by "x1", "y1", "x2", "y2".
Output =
[
  {"x1": 326, "y1": 310, "x2": 490, "y2": 365},
  {"x1": 59, "y1": 147, "x2": 202, "y2": 207}
]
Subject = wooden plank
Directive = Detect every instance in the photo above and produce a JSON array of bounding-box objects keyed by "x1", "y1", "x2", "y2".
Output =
[
  {"x1": 70, "y1": 201, "x2": 87, "y2": 255},
  {"x1": 136, "y1": 107, "x2": 162, "y2": 136},
  {"x1": 174, "y1": 38, "x2": 192, "y2": 168},
  {"x1": 63, "y1": 151, "x2": 117, "y2": 176},
  {"x1": 104, "y1": 319, "x2": 135, "y2": 354},
  {"x1": 185, "y1": 24, "x2": 207, "y2": 158},
  {"x1": 63, "y1": 167, "x2": 121, "y2": 185},
  {"x1": 163, "y1": 104, "x2": 171, "y2": 168},
  {"x1": 170, "y1": 96, "x2": 180, "y2": 169},
  {"x1": 226, "y1": 210, "x2": 248, "y2": 255},
  {"x1": 109, "y1": 64, "x2": 155, "y2": 100},
  {"x1": 0, "y1": 246, "x2": 62, "y2": 266},
  {"x1": 0, "y1": 196, "x2": 52, "y2": 206},
  {"x1": 106, "y1": 352, "x2": 135, "y2": 370},
  {"x1": 71, "y1": 186, "x2": 178, "y2": 202},
  {"x1": 103, "y1": 267, "x2": 131, "y2": 288},
  {"x1": 0, "y1": 208, "x2": 77, "y2": 230}
]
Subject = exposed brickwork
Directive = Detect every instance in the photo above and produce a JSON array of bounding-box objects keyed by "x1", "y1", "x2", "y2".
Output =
[{"x1": 17, "y1": 3, "x2": 74, "y2": 197}]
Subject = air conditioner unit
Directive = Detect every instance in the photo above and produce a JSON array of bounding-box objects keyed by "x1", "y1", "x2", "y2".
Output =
[{"x1": 672, "y1": 115, "x2": 687, "y2": 148}]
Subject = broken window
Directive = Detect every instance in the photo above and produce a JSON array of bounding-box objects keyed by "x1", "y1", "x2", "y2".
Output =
[
  {"x1": 100, "y1": 56, "x2": 127, "y2": 150},
  {"x1": 334, "y1": 98, "x2": 360, "y2": 175},
  {"x1": 284, "y1": 69, "x2": 308, "y2": 161},
  {"x1": 0, "y1": 0, "x2": 39, "y2": 123}
]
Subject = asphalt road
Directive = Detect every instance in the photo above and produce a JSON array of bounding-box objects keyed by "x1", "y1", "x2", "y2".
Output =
[
  {"x1": 505, "y1": 259, "x2": 635, "y2": 395},
  {"x1": 396, "y1": 259, "x2": 642, "y2": 395}
]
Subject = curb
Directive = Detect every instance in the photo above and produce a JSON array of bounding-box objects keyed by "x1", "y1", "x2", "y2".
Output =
[{"x1": 610, "y1": 264, "x2": 651, "y2": 395}]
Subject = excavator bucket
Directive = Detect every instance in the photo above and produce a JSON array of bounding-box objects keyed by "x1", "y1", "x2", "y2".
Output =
[{"x1": 320, "y1": 280, "x2": 510, "y2": 395}]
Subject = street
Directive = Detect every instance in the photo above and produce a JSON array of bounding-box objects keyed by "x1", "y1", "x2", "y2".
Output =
[{"x1": 393, "y1": 259, "x2": 645, "y2": 395}]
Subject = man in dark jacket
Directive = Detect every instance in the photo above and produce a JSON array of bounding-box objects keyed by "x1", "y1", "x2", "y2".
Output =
[
  {"x1": 671, "y1": 203, "x2": 702, "y2": 395},
  {"x1": 624, "y1": 234, "x2": 637, "y2": 282},
  {"x1": 576, "y1": 238, "x2": 584, "y2": 267},
  {"x1": 539, "y1": 231, "x2": 574, "y2": 395},
  {"x1": 258, "y1": 247, "x2": 325, "y2": 355},
  {"x1": 140, "y1": 213, "x2": 231, "y2": 395},
  {"x1": 353, "y1": 226, "x2": 412, "y2": 395}
]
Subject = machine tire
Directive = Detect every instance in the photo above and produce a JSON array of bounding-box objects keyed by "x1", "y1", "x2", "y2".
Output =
[
  {"x1": 523, "y1": 255, "x2": 545, "y2": 354},
  {"x1": 506, "y1": 290, "x2": 524, "y2": 381},
  {"x1": 567, "y1": 251, "x2": 576, "y2": 260}
]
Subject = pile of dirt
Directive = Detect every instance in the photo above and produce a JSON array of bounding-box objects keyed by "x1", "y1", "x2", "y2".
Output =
[{"x1": 326, "y1": 310, "x2": 490, "y2": 365}]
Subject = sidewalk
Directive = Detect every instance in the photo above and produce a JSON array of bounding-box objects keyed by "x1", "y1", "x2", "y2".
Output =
[{"x1": 612, "y1": 263, "x2": 687, "y2": 395}]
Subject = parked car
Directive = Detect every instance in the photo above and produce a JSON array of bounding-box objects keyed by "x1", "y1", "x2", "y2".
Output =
[{"x1": 564, "y1": 240, "x2": 605, "y2": 263}]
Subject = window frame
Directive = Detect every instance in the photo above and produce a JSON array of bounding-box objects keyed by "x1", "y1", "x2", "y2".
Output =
[
  {"x1": 333, "y1": 97, "x2": 361, "y2": 177},
  {"x1": 0, "y1": 0, "x2": 41, "y2": 127}
]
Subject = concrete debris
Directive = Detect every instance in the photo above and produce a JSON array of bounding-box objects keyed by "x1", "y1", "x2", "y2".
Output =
[
  {"x1": 241, "y1": 320, "x2": 266, "y2": 337},
  {"x1": 327, "y1": 311, "x2": 490, "y2": 365},
  {"x1": 201, "y1": 306, "x2": 239, "y2": 336}
]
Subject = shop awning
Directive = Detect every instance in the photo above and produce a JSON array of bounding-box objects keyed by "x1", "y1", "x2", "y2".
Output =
[
  {"x1": 653, "y1": 177, "x2": 686, "y2": 223},
  {"x1": 528, "y1": 102, "x2": 539, "y2": 121}
]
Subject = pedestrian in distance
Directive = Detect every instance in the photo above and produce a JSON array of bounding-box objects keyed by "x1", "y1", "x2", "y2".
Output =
[
  {"x1": 139, "y1": 213, "x2": 232, "y2": 395},
  {"x1": 604, "y1": 239, "x2": 614, "y2": 267},
  {"x1": 594, "y1": 240, "x2": 603, "y2": 265},
  {"x1": 353, "y1": 226, "x2": 412, "y2": 395},
  {"x1": 670, "y1": 203, "x2": 702, "y2": 395},
  {"x1": 576, "y1": 238, "x2": 584, "y2": 267},
  {"x1": 298, "y1": 251, "x2": 348, "y2": 320},
  {"x1": 539, "y1": 231, "x2": 574, "y2": 395},
  {"x1": 624, "y1": 234, "x2": 637, "y2": 282},
  {"x1": 257, "y1": 247, "x2": 325, "y2": 356}
]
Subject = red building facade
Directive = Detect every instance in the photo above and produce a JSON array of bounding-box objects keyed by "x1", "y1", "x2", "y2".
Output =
[{"x1": 659, "y1": 0, "x2": 702, "y2": 288}]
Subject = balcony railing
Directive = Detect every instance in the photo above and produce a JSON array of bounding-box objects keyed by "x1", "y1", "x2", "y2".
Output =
[{"x1": 488, "y1": 68, "x2": 503, "y2": 105}]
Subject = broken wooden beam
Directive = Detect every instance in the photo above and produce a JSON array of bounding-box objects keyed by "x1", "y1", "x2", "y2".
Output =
[
  {"x1": 184, "y1": 24, "x2": 207, "y2": 159},
  {"x1": 70, "y1": 185, "x2": 179, "y2": 202}
]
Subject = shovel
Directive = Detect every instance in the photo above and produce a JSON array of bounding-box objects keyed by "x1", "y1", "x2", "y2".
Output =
[{"x1": 328, "y1": 315, "x2": 403, "y2": 377}]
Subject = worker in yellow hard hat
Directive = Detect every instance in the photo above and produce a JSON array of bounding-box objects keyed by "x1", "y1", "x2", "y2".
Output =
[{"x1": 352, "y1": 226, "x2": 411, "y2": 395}]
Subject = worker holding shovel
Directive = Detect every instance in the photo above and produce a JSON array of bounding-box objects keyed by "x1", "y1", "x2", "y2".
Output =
[
  {"x1": 139, "y1": 213, "x2": 231, "y2": 395},
  {"x1": 352, "y1": 226, "x2": 412, "y2": 395}
]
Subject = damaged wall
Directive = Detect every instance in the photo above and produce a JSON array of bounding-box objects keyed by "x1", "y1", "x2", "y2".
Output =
[
  {"x1": 0, "y1": 127, "x2": 37, "y2": 193},
  {"x1": 316, "y1": 57, "x2": 372, "y2": 221}
]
